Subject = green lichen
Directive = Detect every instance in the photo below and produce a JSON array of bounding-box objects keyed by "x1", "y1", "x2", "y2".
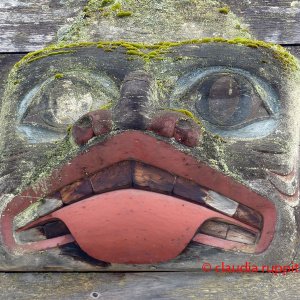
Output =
[
  {"x1": 11, "y1": 38, "x2": 299, "y2": 73},
  {"x1": 101, "y1": 0, "x2": 114, "y2": 7},
  {"x1": 218, "y1": 7, "x2": 230, "y2": 14},
  {"x1": 54, "y1": 73, "x2": 64, "y2": 79},
  {"x1": 17, "y1": 137, "x2": 76, "y2": 194},
  {"x1": 83, "y1": 0, "x2": 110, "y2": 16},
  {"x1": 111, "y1": 2, "x2": 121, "y2": 11},
  {"x1": 99, "y1": 102, "x2": 113, "y2": 110},
  {"x1": 17, "y1": 50, "x2": 76, "y2": 65},
  {"x1": 169, "y1": 108, "x2": 203, "y2": 127},
  {"x1": 66, "y1": 124, "x2": 73, "y2": 134},
  {"x1": 82, "y1": 0, "x2": 132, "y2": 19},
  {"x1": 116, "y1": 10, "x2": 132, "y2": 18}
]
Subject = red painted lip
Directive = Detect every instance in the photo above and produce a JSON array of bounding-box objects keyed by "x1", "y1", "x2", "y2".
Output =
[{"x1": 1, "y1": 131, "x2": 276, "y2": 260}]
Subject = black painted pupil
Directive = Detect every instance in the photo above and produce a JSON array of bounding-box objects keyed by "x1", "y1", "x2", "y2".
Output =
[
  {"x1": 208, "y1": 76, "x2": 240, "y2": 125},
  {"x1": 195, "y1": 73, "x2": 265, "y2": 128}
]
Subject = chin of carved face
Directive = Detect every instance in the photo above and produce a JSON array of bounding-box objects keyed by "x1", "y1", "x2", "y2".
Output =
[{"x1": 0, "y1": 41, "x2": 299, "y2": 269}]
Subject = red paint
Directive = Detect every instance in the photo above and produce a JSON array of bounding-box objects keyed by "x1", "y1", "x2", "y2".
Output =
[
  {"x1": 1, "y1": 131, "x2": 276, "y2": 258},
  {"x1": 174, "y1": 119, "x2": 201, "y2": 147},
  {"x1": 148, "y1": 111, "x2": 180, "y2": 138},
  {"x1": 72, "y1": 122, "x2": 94, "y2": 145},
  {"x1": 72, "y1": 110, "x2": 113, "y2": 145},
  {"x1": 90, "y1": 110, "x2": 112, "y2": 136},
  {"x1": 148, "y1": 111, "x2": 202, "y2": 147},
  {"x1": 18, "y1": 190, "x2": 257, "y2": 264}
]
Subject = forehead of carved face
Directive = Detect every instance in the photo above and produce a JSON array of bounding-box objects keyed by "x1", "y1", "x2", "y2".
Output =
[{"x1": 0, "y1": 0, "x2": 300, "y2": 270}]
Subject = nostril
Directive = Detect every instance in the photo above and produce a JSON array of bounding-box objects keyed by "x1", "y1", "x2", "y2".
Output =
[
  {"x1": 148, "y1": 112, "x2": 179, "y2": 137},
  {"x1": 148, "y1": 111, "x2": 202, "y2": 147},
  {"x1": 71, "y1": 110, "x2": 112, "y2": 145},
  {"x1": 72, "y1": 115, "x2": 94, "y2": 145},
  {"x1": 89, "y1": 110, "x2": 112, "y2": 136},
  {"x1": 174, "y1": 119, "x2": 201, "y2": 147}
]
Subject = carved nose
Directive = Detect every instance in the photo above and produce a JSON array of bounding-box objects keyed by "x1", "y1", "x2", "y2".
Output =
[
  {"x1": 71, "y1": 70, "x2": 202, "y2": 147},
  {"x1": 113, "y1": 70, "x2": 155, "y2": 130}
]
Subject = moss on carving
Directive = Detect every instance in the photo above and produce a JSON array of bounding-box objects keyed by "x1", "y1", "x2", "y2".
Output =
[
  {"x1": 56, "y1": 0, "x2": 252, "y2": 44},
  {"x1": 14, "y1": 50, "x2": 76, "y2": 68},
  {"x1": 17, "y1": 137, "x2": 77, "y2": 194},
  {"x1": 116, "y1": 10, "x2": 132, "y2": 17},
  {"x1": 101, "y1": 0, "x2": 115, "y2": 7},
  {"x1": 99, "y1": 102, "x2": 113, "y2": 110},
  {"x1": 169, "y1": 109, "x2": 203, "y2": 126},
  {"x1": 12, "y1": 38, "x2": 299, "y2": 72},
  {"x1": 218, "y1": 7, "x2": 230, "y2": 14},
  {"x1": 82, "y1": 0, "x2": 132, "y2": 19},
  {"x1": 111, "y1": 2, "x2": 121, "y2": 11},
  {"x1": 54, "y1": 73, "x2": 64, "y2": 79}
]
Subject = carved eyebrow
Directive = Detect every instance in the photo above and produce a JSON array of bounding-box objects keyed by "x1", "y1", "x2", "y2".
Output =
[{"x1": 11, "y1": 38, "x2": 297, "y2": 72}]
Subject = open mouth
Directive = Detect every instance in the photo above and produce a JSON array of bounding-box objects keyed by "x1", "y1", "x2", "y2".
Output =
[{"x1": 1, "y1": 131, "x2": 276, "y2": 264}]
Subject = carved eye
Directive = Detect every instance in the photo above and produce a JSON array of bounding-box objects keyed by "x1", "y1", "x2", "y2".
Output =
[
  {"x1": 172, "y1": 68, "x2": 279, "y2": 138},
  {"x1": 195, "y1": 73, "x2": 270, "y2": 129},
  {"x1": 18, "y1": 72, "x2": 119, "y2": 143}
]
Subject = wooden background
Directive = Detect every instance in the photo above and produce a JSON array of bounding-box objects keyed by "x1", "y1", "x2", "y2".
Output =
[{"x1": 0, "y1": 0, "x2": 300, "y2": 298}]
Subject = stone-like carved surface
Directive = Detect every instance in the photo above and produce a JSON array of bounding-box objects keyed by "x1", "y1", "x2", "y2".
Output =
[{"x1": 0, "y1": 0, "x2": 300, "y2": 270}]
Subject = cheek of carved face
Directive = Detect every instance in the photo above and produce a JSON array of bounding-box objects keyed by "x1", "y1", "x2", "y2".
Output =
[{"x1": 0, "y1": 42, "x2": 299, "y2": 268}]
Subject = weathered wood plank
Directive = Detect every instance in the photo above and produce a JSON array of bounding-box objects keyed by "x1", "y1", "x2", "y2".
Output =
[
  {"x1": 0, "y1": 0, "x2": 86, "y2": 52},
  {"x1": 0, "y1": 0, "x2": 300, "y2": 52},
  {"x1": 0, "y1": 54, "x2": 24, "y2": 107},
  {"x1": 0, "y1": 272, "x2": 299, "y2": 299},
  {"x1": 227, "y1": 0, "x2": 300, "y2": 44}
]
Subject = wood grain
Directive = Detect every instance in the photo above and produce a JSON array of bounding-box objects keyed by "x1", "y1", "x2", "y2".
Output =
[
  {"x1": 0, "y1": 0, "x2": 86, "y2": 52},
  {"x1": 0, "y1": 0, "x2": 300, "y2": 295},
  {"x1": 227, "y1": 0, "x2": 300, "y2": 44},
  {"x1": 0, "y1": 0, "x2": 300, "y2": 52},
  {"x1": 0, "y1": 272, "x2": 299, "y2": 299}
]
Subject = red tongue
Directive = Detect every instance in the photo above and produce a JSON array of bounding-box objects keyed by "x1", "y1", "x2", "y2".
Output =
[
  {"x1": 51, "y1": 190, "x2": 203, "y2": 263},
  {"x1": 21, "y1": 189, "x2": 255, "y2": 264}
]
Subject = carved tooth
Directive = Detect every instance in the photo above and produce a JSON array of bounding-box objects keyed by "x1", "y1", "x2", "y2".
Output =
[
  {"x1": 199, "y1": 221, "x2": 257, "y2": 245},
  {"x1": 173, "y1": 177, "x2": 206, "y2": 204},
  {"x1": 16, "y1": 227, "x2": 46, "y2": 243},
  {"x1": 203, "y1": 191, "x2": 239, "y2": 216},
  {"x1": 233, "y1": 204, "x2": 262, "y2": 229},
  {"x1": 90, "y1": 161, "x2": 132, "y2": 194},
  {"x1": 226, "y1": 225, "x2": 257, "y2": 245},
  {"x1": 14, "y1": 198, "x2": 63, "y2": 230},
  {"x1": 133, "y1": 162, "x2": 175, "y2": 193},
  {"x1": 60, "y1": 178, "x2": 93, "y2": 204},
  {"x1": 199, "y1": 220, "x2": 229, "y2": 239}
]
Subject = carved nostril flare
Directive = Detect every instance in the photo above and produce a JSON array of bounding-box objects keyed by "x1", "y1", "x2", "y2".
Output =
[
  {"x1": 72, "y1": 110, "x2": 112, "y2": 145},
  {"x1": 113, "y1": 70, "x2": 155, "y2": 130},
  {"x1": 148, "y1": 111, "x2": 202, "y2": 147},
  {"x1": 174, "y1": 119, "x2": 201, "y2": 147}
]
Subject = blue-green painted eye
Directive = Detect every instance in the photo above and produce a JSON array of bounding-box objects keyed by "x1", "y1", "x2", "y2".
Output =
[
  {"x1": 171, "y1": 67, "x2": 279, "y2": 139},
  {"x1": 195, "y1": 73, "x2": 270, "y2": 129},
  {"x1": 17, "y1": 71, "x2": 119, "y2": 143}
]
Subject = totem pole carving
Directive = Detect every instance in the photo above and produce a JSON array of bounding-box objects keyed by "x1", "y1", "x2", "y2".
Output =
[{"x1": 0, "y1": 0, "x2": 299, "y2": 270}]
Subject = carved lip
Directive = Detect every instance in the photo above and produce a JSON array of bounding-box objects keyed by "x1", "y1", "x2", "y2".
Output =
[{"x1": 1, "y1": 131, "x2": 276, "y2": 261}]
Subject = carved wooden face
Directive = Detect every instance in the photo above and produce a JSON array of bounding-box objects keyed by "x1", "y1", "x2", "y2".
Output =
[{"x1": 0, "y1": 41, "x2": 299, "y2": 270}]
